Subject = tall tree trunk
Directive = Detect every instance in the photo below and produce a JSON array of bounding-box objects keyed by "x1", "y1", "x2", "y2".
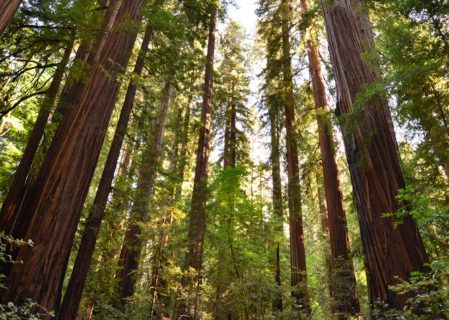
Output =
[
  {"x1": 280, "y1": 0, "x2": 310, "y2": 313},
  {"x1": 53, "y1": 0, "x2": 124, "y2": 121},
  {"x1": 174, "y1": 102, "x2": 192, "y2": 202},
  {"x1": 273, "y1": 243, "x2": 283, "y2": 313},
  {"x1": 149, "y1": 111, "x2": 183, "y2": 317},
  {"x1": 268, "y1": 97, "x2": 284, "y2": 314},
  {"x1": 301, "y1": 0, "x2": 360, "y2": 315},
  {"x1": 83, "y1": 140, "x2": 135, "y2": 315},
  {"x1": 150, "y1": 104, "x2": 191, "y2": 319},
  {"x1": 0, "y1": 39, "x2": 74, "y2": 237},
  {"x1": 178, "y1": 9, "x2": 216, "y2": 320},
  {"x1": 268, "y1": 100, "x2": 283, "y2": 222},
  {"x1": 316, "y1": 181, "x2": 332, "y2": 295},
  {"x1": 223, "y1": 83, "x2": 237, "y2": 168},
  {"x1": 56, "y1": 24, "x2": 154, "y2": 320},
  {"x1": 0, "y1": 0, "x2": 145, "y2": 313},
  {"x1": 320, "y1": 0, "x2": 428, "y2": 309},
  {"x1": 1, "y1": 0, "x2": 122, "y2": 246},
  {"x1": 0, "y1": 0, "x2": 22, "y2": 36},
  {"x1": 116, "y1": 82, "x2": 172, "y2": 307}
]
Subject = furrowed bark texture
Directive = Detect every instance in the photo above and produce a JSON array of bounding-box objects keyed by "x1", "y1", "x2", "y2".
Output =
[
  {"x1": 310, "y1": 43, "x2": 360, "y2": 317},
  {"x1": 55, "y1": 0, "x2": 124, "y2": 120},
  {"x1": 57, "y1": 24, "x2": 154, "y2": 320},
  {"x1": 302, "y1": 0, "x2": 360, "y2": 314},
  {"x1": 0, "y1": 0, "x2": 145, "y2": 312},
  {"x1": 2, "y1": 1, "x2": 123, "y2": 246},
  {"x1": 0, "y1": 0, "x2": 22, "y2": 36},
  {"x1": 0, "y1": 39, "x2": 74, "y2": 238},
  {"x1": 281, "y1": 0, "x2": 310, "y2": 313},
  {"x1": 117, "y1": 82, "x2": 172, "y2": 306},
  {"x1": 178, "y1": 9, "x2": 216, "y2": 320},
  {"x1": 321, "y1": 0, "x2": 428, "y2": 309}
]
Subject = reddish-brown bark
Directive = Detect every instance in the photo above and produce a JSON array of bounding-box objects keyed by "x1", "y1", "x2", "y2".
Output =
[
  {"x1": 53, "y1": 0, "x2": 124, "y2": 121},
  {"x1": 0, "y1": 0, "x2": 22, "y2": 36},
  {"x1": 321, "y1": 0, "x2": 428, "y2": 309},
  {"x1": 0, "y1": 0, "x2": 145, "y2": 312},
  {"x1": 117, "y1": 82, "x2": 172, "y2": 306},
  {"x1": 281, "y1": 0, "x2": 310, "y2": 313},
  {"x1": 301, "y1": 0, "x2": 360, "y2": 314},
  {"x1": 56, "y1": 24, "x2": 154, "y2": 320},
  {"x1": 178, "y1": 9, "x2": 217, "y2": 320},
  {"x1": 0, "y1": 39, "x2": 74, "y2": 238}
]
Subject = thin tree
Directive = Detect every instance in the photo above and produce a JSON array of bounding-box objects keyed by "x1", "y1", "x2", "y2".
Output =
[
  {"x1": 0, "y1": 0, "x2": 145, "y2": 312},
  {"x1": 223, "y1": 85, "x2": 237, "y2": 168},
  {"x1": 267, "y1": 86, "x2": 284, "y2": 315},
  {"x1": 280, "y1": 0, "x2": 310, "y2": 313},
  {"x1": 320, "y1": 0, "x2": 428, "y2": 309},
  {"x1": 301, "y1": 0, "x2": 359, "y2": 315},
  {"x1": 267, "y1": 96, "x2": 283, "y2": 223},
  {"x1": 177, "y1": 7, "x2": 217, "y2": 320},
  {"x1": 116, "y1": 82, "x2": 172, "y2": 306}
]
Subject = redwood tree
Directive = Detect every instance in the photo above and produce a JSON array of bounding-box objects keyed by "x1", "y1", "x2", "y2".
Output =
[
  {"x1": 0, "y1": 0, "x2": 123, "y2": 245},
  {"x1": 0, "y1": 39, "x2": 74, "y2": 238},
  {"x1": 0, "y1": 0, "x2": 22, "y2": 36},
  {"x1": 178, "y1": 7, "x2": 217, "y2": 320},
  {"x1": 281, "y1": 0, "x2": 310, "y2": 313},
  {"x1": 57, "y1": 23, "x2": 155, "y2": 320},
  {"x1": 116, "y1": 82, "x2": 172, "y2": 306},
  {"x1": 0, "y1": 0, "x2": 145, "y2": 312},
  {"x1": 320, "y1": 0, "x2": 429, "y2": 309},
  {"x1": 301, "y1": 0, "x2": 359, "y2": 315}
]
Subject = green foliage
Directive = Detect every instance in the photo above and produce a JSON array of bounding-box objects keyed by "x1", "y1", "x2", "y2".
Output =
[
  {"x1": 371, "y1": 261, "x2": 449, "y2": 319},
  {"x1": 205, "y1": 165, "x2": 277, "y2": 318},
  {"x1": 0, "y1": 233, "x2": 51, "y2": 319},
  {"x1": 1, "y1": 0, "x2": 449, "y2": 319}
]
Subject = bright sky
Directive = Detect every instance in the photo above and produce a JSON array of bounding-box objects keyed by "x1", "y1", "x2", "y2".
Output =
[
  {"x1": 227, "y1": 1, "x2": 270, "y2": 165},
  {"x1": 227, "y1": 0, "x2": 259, "y2": 35}
]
